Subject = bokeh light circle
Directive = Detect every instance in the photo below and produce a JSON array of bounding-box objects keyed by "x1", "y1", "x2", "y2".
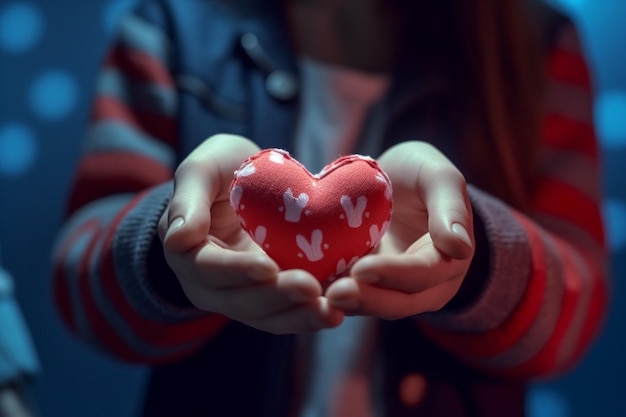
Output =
[
  {"x1": 0, "y1": 124, "x2": 38, "y2": 177},
  {"x1": 103, "y1": 0, "x2": 136, "y2": 36},
  {"x1": 526, "y1": 387, "x2": 570, "y2": 417},
  {"x1": 595, "y1": 91, "x2": 626, "y2": 149},
  {"x1": 28, "y1": 70, "x2": 80, "y2": 121},
  {"x1": 603, "y1": 198, "x2": 626, "y2": 252},
  {"x1": 0, "y1": 2, "x2": 43, "y2": 52}
]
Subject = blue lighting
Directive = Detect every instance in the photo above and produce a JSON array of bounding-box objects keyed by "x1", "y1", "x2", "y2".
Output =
[
  {"x1": 545, "y1": 0, "x2": 587, "y2": 14},
  {"x1": 595, "y1": 91, "x2": 626, "y2": 149},
  {"x1": 527, "y1": 387, "x2": 570, "y2": 417},
  {"x1": 0, "y1": 2, "x2": 43, "y2": 52},
  {"x1": 603, "y1": 198, "x2": 626, "y2": 252},
  {"x1": 0, "y1": 124, "x2": 38, "y2": 177},
  {"x1": 103, "y1": 0, "x2": 137, "y2": 36},
  {"x1": 28, "y1": 70, "x2": 79, "y2": 121}
]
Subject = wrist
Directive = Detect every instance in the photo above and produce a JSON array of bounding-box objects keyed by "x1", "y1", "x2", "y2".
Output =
[
  {"x1": 441, "y1": 208, "x2": 490, "y2": 311},
  {"x1": 146, "y1": 236, "x2": 194, "y2": 308}
]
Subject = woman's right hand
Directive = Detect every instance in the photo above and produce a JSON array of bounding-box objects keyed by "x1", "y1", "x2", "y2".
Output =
[{"x1": 158, "y1": 134, "x2": 344, "y2": 334}]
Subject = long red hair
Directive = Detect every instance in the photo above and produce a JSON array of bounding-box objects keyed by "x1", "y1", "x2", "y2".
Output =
[{"x1": 454, "y1": 0, "x2": 548, "y2": 209}]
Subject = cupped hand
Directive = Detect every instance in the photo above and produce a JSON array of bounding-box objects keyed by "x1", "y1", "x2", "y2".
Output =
[
  {"x1": 326, "y1": 141, "x2": 475, "y2": 319},
  {"x1": 158, "y1": 134, "x2": 344, "y2": 334}
]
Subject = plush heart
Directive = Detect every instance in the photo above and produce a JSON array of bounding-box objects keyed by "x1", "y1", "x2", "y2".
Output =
[{"x1": 229, "y1": 148, "x2": 392, "y2": 286}]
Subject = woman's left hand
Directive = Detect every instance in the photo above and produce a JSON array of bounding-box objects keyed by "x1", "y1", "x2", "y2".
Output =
[{"x1": 326, "y1": 141, "x2": 475, "y2": 319}]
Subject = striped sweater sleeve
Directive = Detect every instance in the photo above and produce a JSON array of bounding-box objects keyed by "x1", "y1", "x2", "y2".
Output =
[
  {"x1": 52, "y1": 8, "x2": 227, "y2": 364},
  {"x1": 417, "y1": 23, "x2": 609, "y2": 379}
]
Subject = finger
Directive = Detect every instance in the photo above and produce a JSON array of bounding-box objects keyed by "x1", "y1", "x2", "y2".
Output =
[
  {"x1": 380, "y1": 141, "x2": 474, "y2": 260},
  {"x1": 216, "y1": 270, "x2": 323, "y2": 320},
  {"x1": 327, "y1": 278, "x2": 461, "y2": 319},
  {"x1": 166, "y1": 243, "x2": 279, "y2": 290},
  {"x1": 247, "y1": 297, "x2": 344, "y2": 335},
  {"x1": 275, "y1": 269, "x2": 324, "y2": 301},
  {"x1": 422, "y1": 167, "x2": 474, "y2": 259},
  {"x1": 349, "y1": 249, "x2": 466, "y2": 294},
  {"x1": 326, "y1": 278, "x2": 412, "y2": 319},
  {"x1": 164, "y1": 134, "x2": 260, "y2": 253}
]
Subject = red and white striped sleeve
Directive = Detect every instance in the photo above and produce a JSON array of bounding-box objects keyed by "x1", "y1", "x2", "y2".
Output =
[
  {"x1": 418, "y1": 23, "x2": 609, "y2": 379},
  {"x1": 52, "y1": 10, "x2": 227, "y2": 364}
]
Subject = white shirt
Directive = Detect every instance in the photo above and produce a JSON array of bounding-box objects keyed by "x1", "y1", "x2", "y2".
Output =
[{"x1": 294, "y1": 56, "x2": 390, "y2": 173}]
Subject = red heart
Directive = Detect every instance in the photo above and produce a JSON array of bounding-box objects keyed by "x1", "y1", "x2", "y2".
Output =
[{"x1": 229, "y1": 149, "x2": 392, "y2": 285}]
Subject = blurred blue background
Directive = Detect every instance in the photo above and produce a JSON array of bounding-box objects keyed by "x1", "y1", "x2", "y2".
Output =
[{"x1": 0, "y1": 0, "x2": 624, "y2": 416}]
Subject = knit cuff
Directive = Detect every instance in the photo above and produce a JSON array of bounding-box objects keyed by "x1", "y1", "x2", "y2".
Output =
[
  {"x1": 113, "y1": 182, "x2": 207, "y2": 324},
  {"x1": 418, "y1": 185, "x2": 532, "y2": 332}
]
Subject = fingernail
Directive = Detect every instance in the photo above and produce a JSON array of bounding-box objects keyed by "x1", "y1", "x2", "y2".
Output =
[
  {"x1": 165, "y1": 217, "x2": 184, "y2": 241},
  {"x1": 452, "y1": 223, "x2": 472, "y2": 247}
]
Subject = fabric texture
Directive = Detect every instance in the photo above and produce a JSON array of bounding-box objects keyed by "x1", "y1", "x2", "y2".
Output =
[{"x1": 230, "y1": 148, "x2": 392, "y2": 285}]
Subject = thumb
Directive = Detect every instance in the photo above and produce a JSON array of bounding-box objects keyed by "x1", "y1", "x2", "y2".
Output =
[
  {"x1": 424, "y1": 169, "x2": 474, "y2": 260},
  {"x1": 378, "y1": 141, "x2": 474, "y2": 260},
  {"x1": 163, "y1": 163, "x2": 215, "y2": 254},
  {"x1": 162, "y1": 134, "x2": 262, "y2": 253}
]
